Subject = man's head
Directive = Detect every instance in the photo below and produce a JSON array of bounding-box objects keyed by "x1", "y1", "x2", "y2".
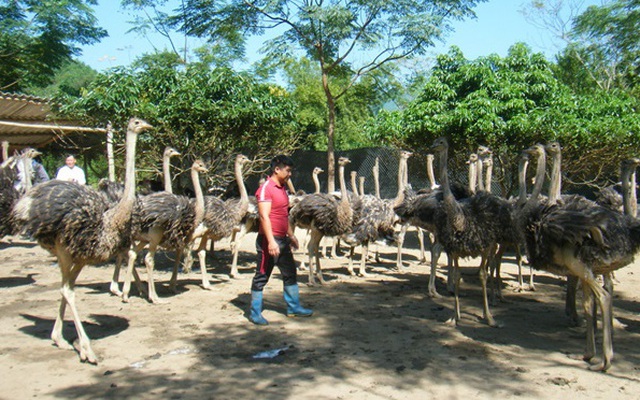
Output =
[
  {"x1": 65, "y1": 155, "x2": 77, "y2": 168},
  {"x1": 270, "y1": 155, "x2": 294, "y2": 184}
]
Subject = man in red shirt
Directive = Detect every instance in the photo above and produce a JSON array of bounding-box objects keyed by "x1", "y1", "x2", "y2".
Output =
[{"x1": 249, "y1": 155, "x2": 313, "y2": 325}]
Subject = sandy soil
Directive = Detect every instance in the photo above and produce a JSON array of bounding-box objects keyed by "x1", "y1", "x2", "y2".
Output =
[{"x1": 0, "y1": 230, "x2": 639, "y2": 399}]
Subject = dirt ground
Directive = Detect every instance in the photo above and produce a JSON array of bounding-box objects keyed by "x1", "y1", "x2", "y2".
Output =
[{"x1": 0, "y1": 230, "x2": 639, "y2": 399}]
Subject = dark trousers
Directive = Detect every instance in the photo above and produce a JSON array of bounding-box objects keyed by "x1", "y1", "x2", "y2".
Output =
[{"x1": 251, "y1": 234, "x2": 297, "y2": 291}]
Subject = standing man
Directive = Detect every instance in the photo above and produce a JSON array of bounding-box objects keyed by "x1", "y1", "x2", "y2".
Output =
[
  {"x1": 56, "y1": 154, "x2": 86, "y2": 185},
  {"x1": 249, "y1": 155, "x2": 313, "y2": 325}
]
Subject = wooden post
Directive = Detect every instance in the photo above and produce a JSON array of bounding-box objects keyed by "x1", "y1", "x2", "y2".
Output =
[{"x1": 1, "y1": 141, "x2": 8, "y2": 162}]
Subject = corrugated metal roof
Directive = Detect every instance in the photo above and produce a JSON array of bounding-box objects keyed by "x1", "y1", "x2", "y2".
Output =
[{"x1": 0, "y1": 91, "x2": 105, "y2": 149}]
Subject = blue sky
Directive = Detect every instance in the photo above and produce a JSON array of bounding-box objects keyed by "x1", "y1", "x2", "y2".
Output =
[{"x1": 78, "y1": 0, "x2": 603, "y2": 72}]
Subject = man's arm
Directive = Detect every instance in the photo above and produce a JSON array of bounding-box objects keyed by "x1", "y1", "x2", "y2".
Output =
[{"x1": 258, "y1": 201, "x2": 280, "y2": 257}]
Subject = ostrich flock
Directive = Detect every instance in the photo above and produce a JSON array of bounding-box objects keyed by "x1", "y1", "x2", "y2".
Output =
[{"x1": 0, "y1": 117, "x2": 639, "y2": 373}]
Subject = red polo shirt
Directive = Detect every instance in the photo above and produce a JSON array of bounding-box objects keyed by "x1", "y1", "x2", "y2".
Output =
[{"x1": 255, "y1": 177, "x2": 290, "y2": 237}]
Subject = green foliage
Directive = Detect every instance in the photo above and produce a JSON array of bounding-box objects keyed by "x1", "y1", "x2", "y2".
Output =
[
  {"x1": 0, "y1": 0, "x2": 106, "y2": 92},
  {"x1": 27, "y1": 60, "x2": 97, "y2": 98},
  {"x1": 167, "y1": 0, "x2": 486, "y2": 190},
  {"x1": 57, "y1": 63, "x2": 301, "y2": 188},
  {"x1": 279, "y1": 57, "x2": 400, "y2": 151},
  {"x1": 378, "y1": 44, "x2": 640, "y2": 193},
  {"x1": 553, "y1": 0, "x2": 640, "y2": 92}
]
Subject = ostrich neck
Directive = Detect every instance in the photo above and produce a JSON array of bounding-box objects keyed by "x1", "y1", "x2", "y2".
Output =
[
  {"x1": 485, "y1": 161, "x2": 492, "y2": 193},
  {"x1": 621, "y1": 164, "x2": 638, "y2": 217},
  {"x1": 313, "y1": 173, "x2": 321, "y2": 193},
  {"x1": 439, "y1": 146, "x2": 454, "y2": 202},
  {"x1": 107, "y1": 128, "x2": 138, "y2": 231},
  {"x1": 517, "y1": 158, "x2": 529, "y2": 206},
  {"x1": 427, "y1": 157, "x2": 437, "y2": 190},
  {"x1": 476, "y1": 158, "x2": 484, "y2": 191},
  {"x1": 373, "y1": 158, "x2": 380, "y2": 198},
  {"x1": 191, "y1": 167, "x2": 205, "y2": 226},
  {"x1": 439, "y1": 145, "x2": 464, "y2": 230},
  {"x1": 548, "y1": 152, "x2": 562, "y2": 204},
  {"x1": 339, "y1": 164, "x2": 348, "y2": 206},
  {"x1": 163, "y1": 154, "x2": 173, "y2": 193},
  {"x1": 22, "y1": 156, "x2": 33, "y2": 191},
  {"x1": 235, "y1": 159, "x2": 249, "y2": 215},
  {"x1": 526, "y1": 151, "x2": 547, "y2": 207},
  {"x1": 631, "y1": 169, "x2": 638, "y2": 218},
  {"x1": 468, "y1": 162, "x2": 477, "y2": 193},
  {"x1": 392, "y1": 156, "x2": 407, "y2": 208},
  {"x1": 358, "y1": 178, "x2": 365, "y2": 197},
  {"x1": 350, "y1": 173, "x2": 358, "y2": 196}
]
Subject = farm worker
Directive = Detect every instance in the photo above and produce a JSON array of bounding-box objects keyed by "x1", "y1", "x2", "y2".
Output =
[
  {"x1": 56, "y1": 155, "x2": 86, "y2": 185},
  {"x1": 249, "y1": 155, "x2": 313, "y2": 325}
]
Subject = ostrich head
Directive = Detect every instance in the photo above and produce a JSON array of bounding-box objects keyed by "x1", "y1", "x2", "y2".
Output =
[
  {"x1": 622, "y1": 157, "x2": 640, "y2": 170},
  {"x1": 338, "y1": 157, "x2": 351, "y2": 166},
  {"x1": 313, "y1": 167, "x2": 324, "y2": 175},
  {"x1": 431, "y1": 137, "x2": 448, "y2": 153},
  {"x1": 467, "y1": 153, "x2": 478, "y2": 164},
  {"x1": 164, "y1": 147, "x2": 181, "y2": 158},
  {"x1": 236, "y1": 154, "x2": 250, "y2": 166},
  {"x1": 129, "y1": 118, "x2": 153, "y2": 134},
  {"x1": 483, "y1": 157, "x2": 493, "y2": 168},
  {"x1": 192, "y1": 159, "x2": 208, "y2": 174},
  {"x1": 426, "y1": 154, "x2": 434, "y2": 162},
  {"x1": 477, "y1": 145, "x2": 492, "y2": 157},
  {"x1": 545, "y1": 141, "x2": 562, "y2": 155},
  {"x1": 524, "y1": 144, "x2": 545, "y2": 158},
  {"x1": 21, "y1": 148, "x2": 41, "y2": 158}
]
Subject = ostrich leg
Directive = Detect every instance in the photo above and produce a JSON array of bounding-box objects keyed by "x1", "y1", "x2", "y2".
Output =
[
  {"x1": 51, "y1": 253, "x2": 97, "y2": 364},
  {"x1": 427, "y1": 242, "x2": 443, "y2": 298},
  {"x1": 143, "y1": 243, "x2": 167, "y2": 304}
]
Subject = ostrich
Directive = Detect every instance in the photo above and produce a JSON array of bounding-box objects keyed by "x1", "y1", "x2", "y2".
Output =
[
  {"x1": 122, "y1": 159, "x2": 208, "y2": 303},
  {"x1": 14, "y1": 148, "x2": 41, "y2": 194},
  {"x1": 162, "y1": 146, "x2": 181, "y2": 193},
  {"x1": 394, "y1": 152, "x2": 475, "y2": 298},
  {"x1": 11, "y1": 118, "x2": 152, "y2": 363},
  {"x1": 1, "y1": 148, "x2": 41, "y2": 239},
  {"x1": 520, "y1": 144, "x2": 640, "y2": 370},
  {"x1": 485, "y1": 150, "x2": 530, "y2": 303},
  {"x1": 109, "y1": 145, "x2": 181, "y2": 295},
  {"x1": 343, "y1": 151, "x2": 410, "y2": 277},
  {"x1": 430, "y1": 137, "x2": 510, "y2": 326},
  {"x1": 182, "y1": 154, "x2": 251, "y2": 287},
  {"x1": 298, "y1": 166, "x2": 325, "y2": 271},
  {"x1": 395, "y1": 152, "x2": 438, "y2": 271},
  {"x1": 0, "y1": 153, "x2": 20, "y2": 239},
  {"x1": 289, "y1": 157, "x2": 360, "y2": 285}
]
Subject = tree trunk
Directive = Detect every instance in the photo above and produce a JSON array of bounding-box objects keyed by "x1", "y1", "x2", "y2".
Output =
[{"x1": 322, "y1": 69, "x2": 336, "y2": 193}]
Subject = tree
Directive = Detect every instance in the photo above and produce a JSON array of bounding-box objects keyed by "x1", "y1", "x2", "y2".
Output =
[
  {"x1": 277, "y1": 56, "x2": 402, "y2": 151},
  {"x1": 56, "y1": 60, "x2": 301, "y2": 190},
  {"x1": 0, "y1": 0, "x2": 106, "y2": 92},
  {"x1": 372, "y1": 44, "x2": 640, "y2": 194},
  {"x1": 522, "y1": 0, "x2": 640, "y2": 93},
  {"x1": 167, "y1": 0, "x2": 486, "y2": 191},
  {"x1": 569, "y1": 0, "x2": 640, "y2": 91},
  {"x1": 27, "y1": 60, "x2": 97, "y2": 98}
]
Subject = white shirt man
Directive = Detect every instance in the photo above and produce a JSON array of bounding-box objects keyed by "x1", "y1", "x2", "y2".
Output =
[{"x1": 56, "y1": 155, "x2": 86, "y2": 185}]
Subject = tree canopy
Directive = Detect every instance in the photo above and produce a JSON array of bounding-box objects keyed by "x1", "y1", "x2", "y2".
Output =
[
  {"x1": 0, "y1": 0, "x2": 106, "y2": 92},
  {"x1": 57, "y1": 58, "x2": 301, "y2": 189},
  {"x1": 369, "y1": 43, "x2": 640, "y2": 194},
  {"x1": 166, "y1": 0, "x2": 487, "y2": 190}
]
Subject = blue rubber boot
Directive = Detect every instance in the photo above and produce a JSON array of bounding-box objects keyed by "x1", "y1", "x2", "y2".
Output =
[
  {"x1": 283, "y1": 284, "x2": 313, "y2": 317},
  {"x1": 249, "y1": 291, "x2": 269, "y2": 325}
]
